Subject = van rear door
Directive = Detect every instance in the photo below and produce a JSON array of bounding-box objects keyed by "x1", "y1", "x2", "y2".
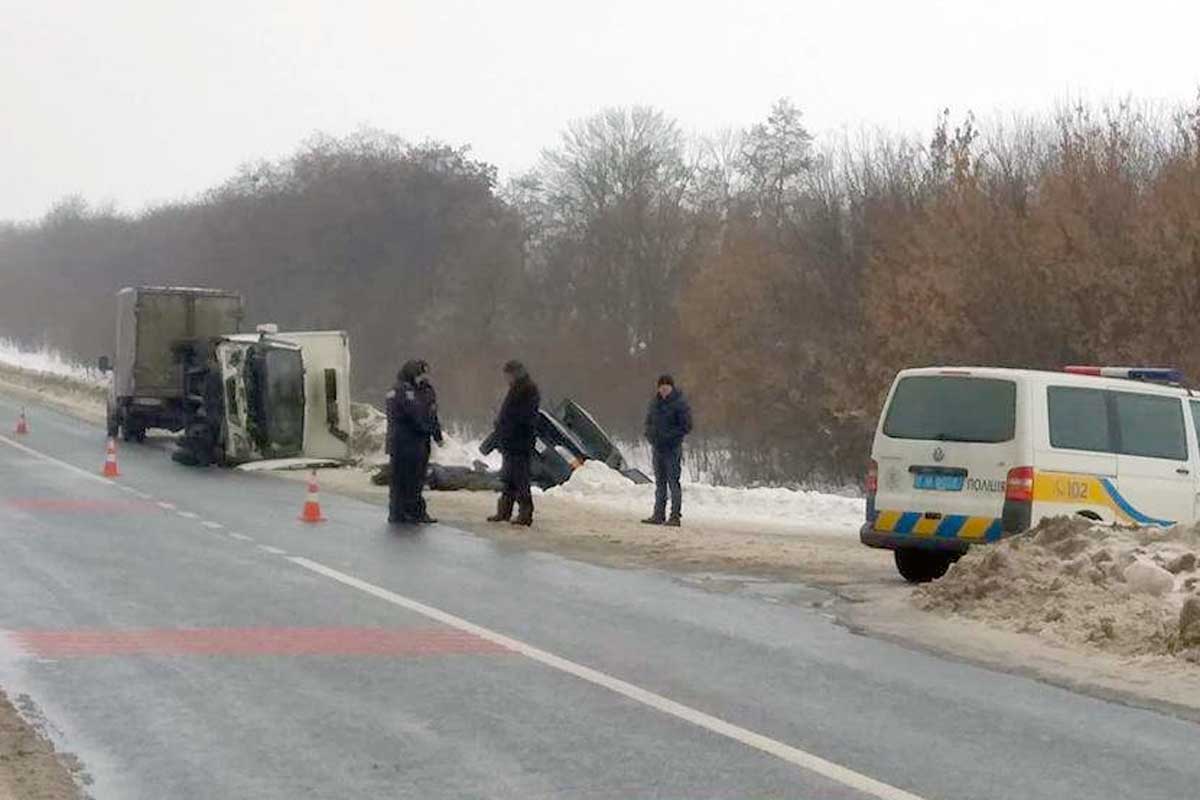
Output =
[{"x1": 873, "y1": 374, "x2": 1019, "y2": 541}]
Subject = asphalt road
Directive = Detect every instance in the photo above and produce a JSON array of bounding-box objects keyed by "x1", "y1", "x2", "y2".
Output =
[{"x1": 0, "y1": 393, "x2": 1197, "y2": 800}]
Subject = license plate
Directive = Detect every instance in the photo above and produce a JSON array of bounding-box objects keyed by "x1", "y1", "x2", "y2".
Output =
[{"x1": 914, "y1": 473, "x2": 964, "y2": 491}]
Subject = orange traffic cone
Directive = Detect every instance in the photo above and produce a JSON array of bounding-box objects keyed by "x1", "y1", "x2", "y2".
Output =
[
  {"x1": 299, "y1": 471, "x2": 326, "y2": 523},
  {"x1": 101, "y1": 437, "x2": 120, "y2": 478},
  {"x1": 14, "y1": 408, "x2": 28, "y2": 436}
]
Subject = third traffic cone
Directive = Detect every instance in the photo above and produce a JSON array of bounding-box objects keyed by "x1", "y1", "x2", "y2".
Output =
[
  {"x1": 14, "y1": 408, "x2": 28, "y2": 436},
  {"x1": 299, "y1": 470, "x2": 326, "y2": 523},
  {"x1": 101, "y1": 437, "x2": 120, "y2": 478}
]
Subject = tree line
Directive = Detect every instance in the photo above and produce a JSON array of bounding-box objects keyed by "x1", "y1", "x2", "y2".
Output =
[{"x1": 3, "y1": 97, "x2": 1200, "y2": 486}]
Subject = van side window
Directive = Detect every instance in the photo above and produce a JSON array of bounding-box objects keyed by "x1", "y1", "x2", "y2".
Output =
[
  {"x1": 1113, "y1": 393, "x2": 1187, "y2": 461},
  {"x1": 1048, "y1": 387, "x2": 1112, "y2": 452},
  {"x1": 1190, "y1": 401, "x2": 1200, "y2": 449}
]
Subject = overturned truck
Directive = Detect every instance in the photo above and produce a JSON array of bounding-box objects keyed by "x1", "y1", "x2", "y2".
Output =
[
  {"x1": 173, "y1": 329, "x2": 353, "y2": 467},
  {"x1": 373, "y1": 398, "x2": 650, "y2": 491}
]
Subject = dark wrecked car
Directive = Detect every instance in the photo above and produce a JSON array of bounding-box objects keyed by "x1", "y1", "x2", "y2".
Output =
[{"x1": 372, "y1": 398, "x2": 650, "y2": 491}]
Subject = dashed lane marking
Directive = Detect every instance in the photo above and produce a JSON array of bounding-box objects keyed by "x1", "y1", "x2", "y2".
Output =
[
  {"x1": 228, "y1": 533, "x2": 254, "y2": 542},
  {"x1": 288, "y1": 556, "x2": 929, "y2": 800},
  {"x1": 157, "y1": 501, "x2": 177, "y2": 511},
  {"x1": 200, "y1": 521, "x2": 223, "y2": 530},
  {"x1": 257, "y1": 545, "x2": 287, "y2": 555},
  {"x1": 177, "y1": 511, "x2": 199, "y2": 520}
]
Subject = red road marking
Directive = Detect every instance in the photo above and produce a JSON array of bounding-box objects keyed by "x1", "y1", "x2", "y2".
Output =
[
  {"x1": 9, "y1": 627, "x2": 513, "y2": 658},
  {"x1": 3, "y1": 498, "x2": 159, "y2": 514}
]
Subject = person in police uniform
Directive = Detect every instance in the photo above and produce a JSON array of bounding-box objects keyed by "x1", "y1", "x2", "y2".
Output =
[{"x1": 386, "y1": 359, "x2": 443, "y2": 525}]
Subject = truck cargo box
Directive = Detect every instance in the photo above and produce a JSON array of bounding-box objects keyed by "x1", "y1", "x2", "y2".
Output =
[{"x1": 114, "y1": 286, "x2": 244, "y2": 400}]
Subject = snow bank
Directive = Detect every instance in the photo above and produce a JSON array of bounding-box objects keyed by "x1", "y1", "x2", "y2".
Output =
[
  {"x1": 916, "y1": 517, "x2": 1200, "y2": 661},
  {"x1": 0, "y1": 339, "x2": 105, "y2": 386},
  {"x1": 348, "y1": 399, "x2": 863, "y2": 531},
  {"x1": 545, "y1": 461, "x2": 865, "y2": 532},
  {"x1": 349, "y1": 401, "x2": 500, "y2": 471}
]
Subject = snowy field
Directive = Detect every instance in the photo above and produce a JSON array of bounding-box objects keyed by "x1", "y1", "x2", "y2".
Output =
[
  {"x1": 545, "y1": 461, "x2": 865, "y2": 532},
  {"x1": 0, "y1": 339, "x2": 107, "y2": 385},
  {"x1": 352, "y1": 402, "x2": 864, "y2": 532}
]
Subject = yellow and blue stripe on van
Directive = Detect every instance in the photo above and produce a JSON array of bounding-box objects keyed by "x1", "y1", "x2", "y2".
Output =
[
  {"x1": 870, "y1": 471, "x2": 1175, "y2": 547},
  {"x1": 1031, "y1": 472, "x2": 1174, "y2": 527},
  {"x1": 872, "y1": 510, "x2": 1004, "y2": 542}
]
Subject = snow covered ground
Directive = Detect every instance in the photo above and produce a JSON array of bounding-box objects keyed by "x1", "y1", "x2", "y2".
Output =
[
  {"x1": 0, "y1": 339, "x2": 106, "y2": 385},
  {"x1": 546, "y1": 461, "x2": 866, "y2": 533}
]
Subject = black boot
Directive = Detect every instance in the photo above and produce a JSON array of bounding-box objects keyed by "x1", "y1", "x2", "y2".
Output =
[
  {"x1": 642, "y1": 516, "x2": 665, "y2": 525},
  {"x1": 511, "y1": 501, "x2": 533, "y2": 527},
  {"x1": 488, "y1": 495, "x2": 514, "y2": 523},
  {"x1": 665, "y1": 515, "x2": 681, "y2": 527}
]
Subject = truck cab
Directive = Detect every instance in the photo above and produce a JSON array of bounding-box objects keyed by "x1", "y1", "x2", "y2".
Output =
[{"x1": 173, "y1": 329, "x2": 351, "y2": 467}]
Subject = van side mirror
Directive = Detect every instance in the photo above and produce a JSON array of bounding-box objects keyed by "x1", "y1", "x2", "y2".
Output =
[{"x1": 97, "y1": 355, "x2": 111, "y2": 373}]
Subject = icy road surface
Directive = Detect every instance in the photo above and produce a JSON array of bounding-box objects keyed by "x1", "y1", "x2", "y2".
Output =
[{"x1": 0, "y1": 391, "x2": 1197, "y2": 799}]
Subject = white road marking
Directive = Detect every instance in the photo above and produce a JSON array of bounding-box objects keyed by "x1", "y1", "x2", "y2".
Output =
[
  {"x1": 177, "y1": 511, "x2": 199, "y2": 520},
  {"x1": 228, "y1": 533, "x2": 254, "y2": 542},
  {"x1": 0, "y1": 434, "x2": 113, "y2": 486},
  {"x1": 200, "y1": 521, "x2": 223, "y2": 530},
  {"x1": 157, "y1": 501, "x2": 177, "y2": 511},
  {"x1": 288, "y1": 556, "x2": 928, "y2": 800},
  {"x1": 257, "y1": 545, "x2": 287, "y2": 555}
]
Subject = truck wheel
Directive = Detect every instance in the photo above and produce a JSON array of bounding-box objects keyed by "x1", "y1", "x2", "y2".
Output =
[
  {"x1": 894, "y1": 549, "x2": 956, "y2": 584},
  {"x1": 121, "y1": 421, "x2": 146, "y2": 443}
]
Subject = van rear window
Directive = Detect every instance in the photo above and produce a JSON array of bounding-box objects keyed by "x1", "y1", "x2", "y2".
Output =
[{"x1": 883, "y1": 376, "x2": 1016, "y2": 443}]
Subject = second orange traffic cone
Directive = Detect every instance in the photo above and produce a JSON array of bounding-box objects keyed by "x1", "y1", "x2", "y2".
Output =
[
  {"x1": 299, "y1": 470, "x2": 326, "y2": 523},
  {"x1": 101, "y1": 437, "x2": 120, "y2": 478},
  {"x1": 14, "y1": 408, "x2": 28, "y2": 436}
]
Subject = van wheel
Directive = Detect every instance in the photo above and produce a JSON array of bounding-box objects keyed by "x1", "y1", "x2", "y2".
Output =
[{"x1": 894, "y1": 549, "x2": 956, "y2": 583}]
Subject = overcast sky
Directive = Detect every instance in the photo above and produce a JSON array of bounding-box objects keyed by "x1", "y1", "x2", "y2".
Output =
[{"x1": 2, "y1": 0, "x2": 1198, "y2": 221}]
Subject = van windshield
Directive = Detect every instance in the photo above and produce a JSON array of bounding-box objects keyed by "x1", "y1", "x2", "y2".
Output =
[{"x1": 883, "y1": 375, "x2": 1016, "y2": 443}]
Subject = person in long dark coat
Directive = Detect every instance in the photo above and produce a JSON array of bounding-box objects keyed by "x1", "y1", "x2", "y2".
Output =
[
  {"x1": 485, "y1": 360, "x2": 540, "y2": 526},
  {"x1": 386, "y1": 359, "x2": 443, "y2": 525},
  {"x1": 642, "y1": 374, "x2": 693, "y2": 526}
]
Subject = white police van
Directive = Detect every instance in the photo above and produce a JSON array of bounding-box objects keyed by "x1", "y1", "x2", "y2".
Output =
[{"x1": 862, "y1": 366, "x2": 1199, "y2": 582}]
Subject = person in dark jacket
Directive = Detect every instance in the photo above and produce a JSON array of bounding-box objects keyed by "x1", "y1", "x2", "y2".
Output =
[
  {"x1": 386, "y1": 359, "x2": 443, "y2": 525},
  {"x1": 643, "y1": 374, "x2": 693, "y2": 526},
  {"x1": 485, "y1": 360, "x2": 540, "y2": 526}
]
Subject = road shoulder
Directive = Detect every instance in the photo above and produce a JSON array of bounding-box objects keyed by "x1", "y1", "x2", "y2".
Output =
[{"x1": 0, "y1": 688, "x2": 81, "y2": 800}]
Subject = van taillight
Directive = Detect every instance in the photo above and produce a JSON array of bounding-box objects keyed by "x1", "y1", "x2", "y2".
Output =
[
  {"x1": 866, "y1": 459, "x2": 879, "y2": 494},
  {"x1": 1005, "y1": 466, "x2": 1035, "y2": 503}
]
